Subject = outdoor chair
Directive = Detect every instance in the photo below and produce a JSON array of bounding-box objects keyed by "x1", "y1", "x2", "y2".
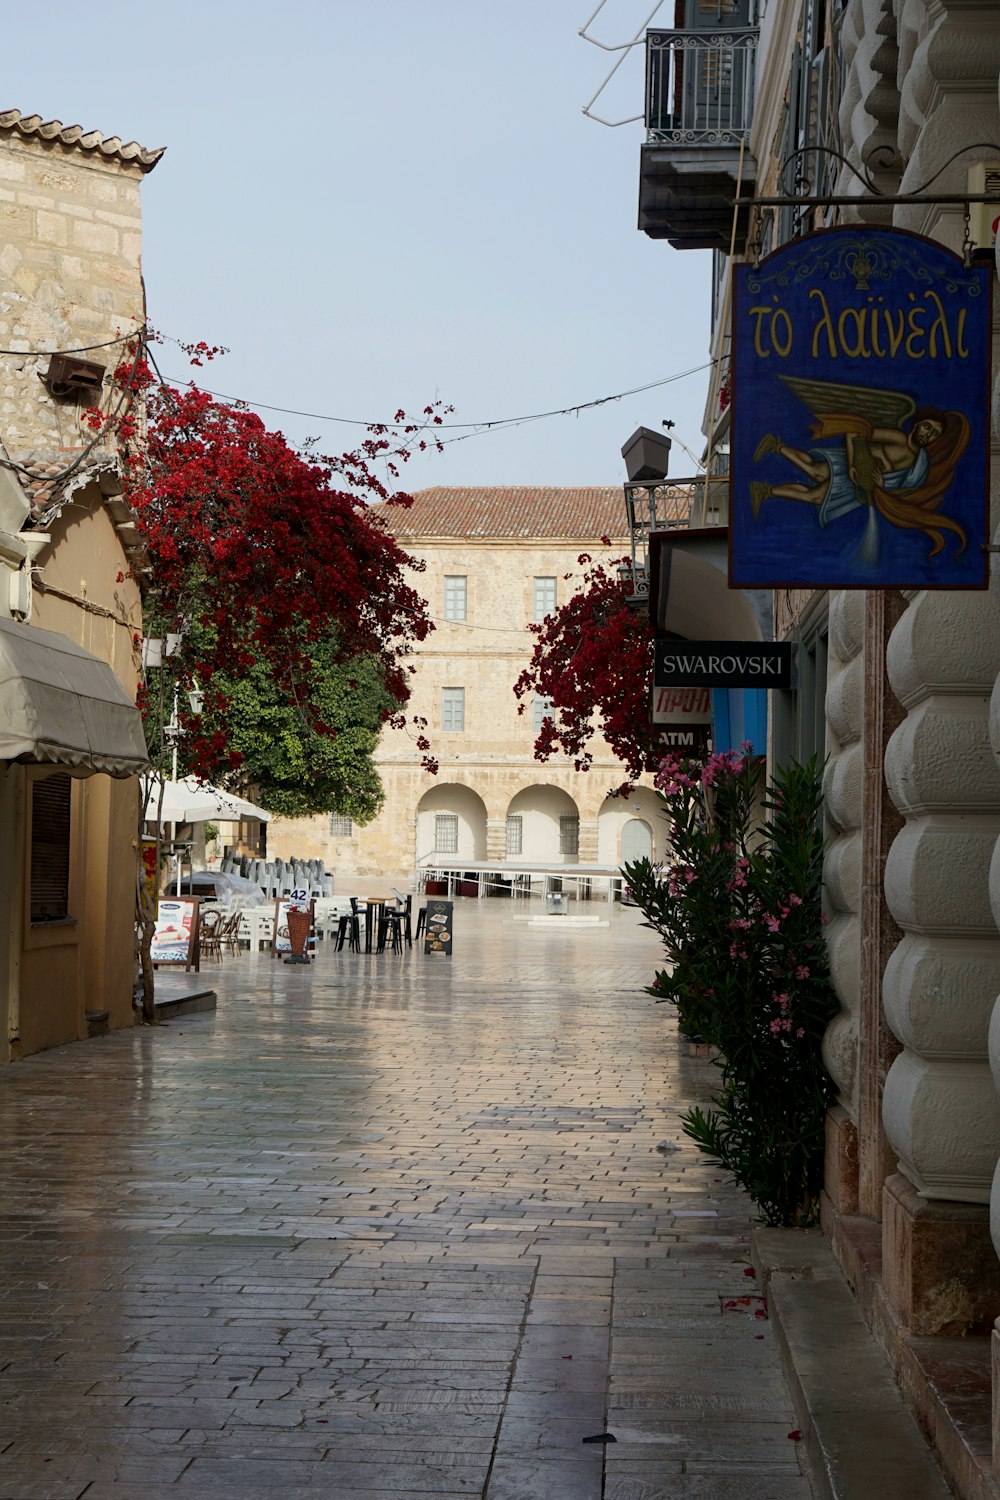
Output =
[
  {"x1": 336, "y1": 899, "x2": 361, "y2": 953},
  {"x1": 389, "y1": 891, "x2": 414, "y2": 947},
  {"x1": 377, "y1": 903, "x2": 404, "y2": 954},
  {"x1": 414, "y1": 906, "x2": 427, "y2": 941},
  {"x1": 199, "y1": 907, "x2": 224, "y2": 962},
  {"x1": 219, "y1": 908, "x2": 244, "y2": 955}
]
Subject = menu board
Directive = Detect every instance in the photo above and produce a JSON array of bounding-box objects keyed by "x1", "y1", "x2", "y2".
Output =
[
  {"x1": 151, "y1": 897, "x2": 200, "y2": 971},
  {"x1": 272, "y1": 893, "x2": 315, "y2": 956},
  {"x1": 423, "y1": 898, "x2": 453, "y2": 957}
]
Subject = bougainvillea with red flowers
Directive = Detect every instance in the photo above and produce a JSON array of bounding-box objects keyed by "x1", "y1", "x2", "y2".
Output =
[
  {"x1": 108, "y1": 341, "x2": 444, "y2": 787},
  {"x1": 513, "y1": 558, "x2": 658, "y2": 793}
]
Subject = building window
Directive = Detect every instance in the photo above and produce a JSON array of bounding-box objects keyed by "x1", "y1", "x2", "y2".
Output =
[
  {"x1": 533, "y1": 577, "x2": 557, "y2": 622},
  {"x1": 772, "y1": 600, "x2": 829, "y2": 772},
  {"x1": 435, "y1": 813, "x2": 459, "y2": 853},
  {"x1": 30, "y1": 774, "x2": 72, "y2": 923},
  {"x1": 505, "y1": 814, "x2": 523, "y2": 856},
  {"x1": 532, "y1": 696, "x2": 555, "y2": 734},
  {"x1": 444, "y1": 575, "x2": 467, "y2": 622},
  {"x1": 328, "y1": 815, "x2": 353, "y2": 837},
  {"x1": 442, "y1": 686, "x2": 465, "y2": 731},
  {"x1": 559, "y1": 815, "x2": 580, "y2": 858}
]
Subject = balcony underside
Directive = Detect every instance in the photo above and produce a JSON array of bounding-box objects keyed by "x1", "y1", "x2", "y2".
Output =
[{"x1": 638, "y1": 143, "x2": 756, "y2": 252}]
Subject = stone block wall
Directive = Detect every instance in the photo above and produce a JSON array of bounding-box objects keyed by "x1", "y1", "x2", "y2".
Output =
[{"x1": 0, "y1": 122, "x2": 153, "y2": 480}]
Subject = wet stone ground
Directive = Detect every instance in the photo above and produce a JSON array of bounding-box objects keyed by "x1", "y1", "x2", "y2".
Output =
[{"x1": 0, "y1": 901, "x2": 814, "y2": 1499}]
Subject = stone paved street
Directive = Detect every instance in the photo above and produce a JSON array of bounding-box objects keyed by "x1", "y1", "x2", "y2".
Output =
[{"x1": 0, "y1": 902, "x2": 815, "y2": 1500}]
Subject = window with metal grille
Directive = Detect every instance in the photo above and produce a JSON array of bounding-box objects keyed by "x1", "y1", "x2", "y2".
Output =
[
  {"x1": 30, "y1": 774, "x2": 72, "y2": 922},
  {"x1": 442, "y1": 686, "x2": 465, "y2": 731},
  {"x1": 505, "y1": 815, "x2": 523, "y2": 856},
  {"x1": 532, "y1": 696, "x2": 555, "y2": 734},
  {"x1": 444, "y1": 575, "x2": 467, "y2": 622},
  {"x1": 435, "y1": 813, "x2": 459, "y2": 853},
  {"x1": 533, "y1": 577, "x2": 557, "y2": 622},
  {"x1": 328, "y1": 815, "x2": 353, "y2": 837},
  {"x1": 559, "y1": 815, "x2": 580, "y2": 858}
]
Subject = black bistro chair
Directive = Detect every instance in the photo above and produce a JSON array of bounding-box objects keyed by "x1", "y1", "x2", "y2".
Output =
[
  {"x1": 391, "y1": 890, "x2": 414, "y2": 948},
  {"x1": 336, "y1": 898, "x2": 362, "y2": 953}
]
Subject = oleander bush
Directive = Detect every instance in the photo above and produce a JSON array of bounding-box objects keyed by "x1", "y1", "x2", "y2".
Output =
[{"x1": 624, "y1": 748, "x2": 838, "y2": 1227}]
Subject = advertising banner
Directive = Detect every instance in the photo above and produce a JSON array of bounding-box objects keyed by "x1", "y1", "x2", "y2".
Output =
[
  {"x1": 731, "y1": 226, "x2": 991, "y2": 589},
  {"x1": 272, "y1": 892, "x2": 315, "y2": 956},
  {"x1": 151, "y1": 897, "x2": 200, "y2": 970},
  {"x1": 423, "y1": 899, "x2": 454, "y2": 956}
]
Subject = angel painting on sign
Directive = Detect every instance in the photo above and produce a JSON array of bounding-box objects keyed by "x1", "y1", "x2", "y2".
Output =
[{"x1": 749, "y1": 375, "x2": 971, "y2": 564}]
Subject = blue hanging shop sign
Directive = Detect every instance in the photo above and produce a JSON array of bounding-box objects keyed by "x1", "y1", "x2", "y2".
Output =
[{"x1": 731, "y1": 227, "x2": 991, "y2": 590}]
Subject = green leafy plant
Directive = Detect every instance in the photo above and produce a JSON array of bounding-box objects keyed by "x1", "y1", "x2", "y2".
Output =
[{"x1": 625, "y1": 748, "x2": 837, "y2": 1227}]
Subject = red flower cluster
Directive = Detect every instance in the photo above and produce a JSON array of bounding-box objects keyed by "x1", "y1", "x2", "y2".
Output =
[
  {"x1": 513, "y1": 559, "x2": 658, "y2": 789},
  {"x1": 113, "y1": 340, "x2": 445, "y2": 783}
]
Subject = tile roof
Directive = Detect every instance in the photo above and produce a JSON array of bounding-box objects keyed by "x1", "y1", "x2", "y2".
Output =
[
  {"x1": 0, "y1": 110, "x2": 165, "y2": 172},
  {"x1": 379, "y1": 486, "x2": 635, "y2": 540}
]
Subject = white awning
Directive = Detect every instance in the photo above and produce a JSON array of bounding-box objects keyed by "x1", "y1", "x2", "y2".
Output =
[{"x1": 0, "y1": 615, "x2": 149, "y2": 777}]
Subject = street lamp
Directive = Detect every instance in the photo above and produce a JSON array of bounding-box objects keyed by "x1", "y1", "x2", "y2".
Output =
[{"x1": 620, "y1": 426, "x2": 673, "y2": 612}]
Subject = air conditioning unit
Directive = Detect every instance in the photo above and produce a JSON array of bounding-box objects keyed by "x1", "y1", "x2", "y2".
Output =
[{"x1": 9, "y1": 566, "x2": 32, "y2": 620}]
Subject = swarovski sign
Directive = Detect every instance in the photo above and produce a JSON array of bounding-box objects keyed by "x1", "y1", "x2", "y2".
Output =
[{"x1": 654, "y1": 640, "x2": 794, "y2": 689}]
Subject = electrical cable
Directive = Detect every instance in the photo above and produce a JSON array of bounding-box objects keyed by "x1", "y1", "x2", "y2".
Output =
[
  {"x1": 0, "y1": 334, "x2": 147, "y2": 488},
  {"x1": 0, "y1": 326, "x2": 146, "y2": 357},
  {"x1": 156, "y1": 359, "x2": 718, "y2": 443}
]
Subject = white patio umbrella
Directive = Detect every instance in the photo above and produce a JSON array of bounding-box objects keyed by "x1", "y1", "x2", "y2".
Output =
[{"x1": 142, "y1": 776, "x2": 271, "y2": 824}]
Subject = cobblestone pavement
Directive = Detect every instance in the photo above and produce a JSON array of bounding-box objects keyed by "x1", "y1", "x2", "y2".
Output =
[{"x1": 0, "y1": 903, "x2": 815, "y2": 1500}]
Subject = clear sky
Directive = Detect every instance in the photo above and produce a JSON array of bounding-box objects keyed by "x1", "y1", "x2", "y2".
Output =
[{"x1": 4, "y1": 0, "x2": 712, "y2": 493}]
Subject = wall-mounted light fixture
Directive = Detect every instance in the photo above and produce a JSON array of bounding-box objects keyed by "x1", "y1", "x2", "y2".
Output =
[{"x1": 41, "y1": 354, "x2": 106, "y2": 400}]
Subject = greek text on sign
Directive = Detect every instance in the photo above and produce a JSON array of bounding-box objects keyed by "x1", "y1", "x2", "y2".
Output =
[
  {"x1": 650, "y1": 686, "x2": 712, "y2": 724},
  {"x1": 731, "y1": 226, "x2": 990, "y2": 590},
  {"x1": 654, "y1": 641, "x2": 793, "y2": 690}
]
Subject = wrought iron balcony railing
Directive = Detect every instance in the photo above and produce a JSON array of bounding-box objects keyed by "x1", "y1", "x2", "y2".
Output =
[
  {"x1": 645, "y1": 28, "x2": 758, "y2": 147},
  {"x1": 622, "y1": 478, "x2": 729, "y2": 603}
]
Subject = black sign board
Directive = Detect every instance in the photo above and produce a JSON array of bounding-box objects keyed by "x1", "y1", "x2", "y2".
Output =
[
  {"x1": 423, "y1": 898, "x2": 454, "y2": 957},
  {"x1": 659, "y1": 724, "x2": 712, "y2": 754},
  {"x1": 654, "y1": 640, "x2": 793, "y2": 690}
]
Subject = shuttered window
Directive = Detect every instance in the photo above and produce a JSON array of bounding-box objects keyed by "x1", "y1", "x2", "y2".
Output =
[
  {"x1": 442, "y1": 687, "x2": 465, "y2": 732},
  {"x1": 533, "y1": 578, "x2": 557, "y2": 623},
  {"x1": 532, "y1": 697, "x2": 555, "y2": 734},
  {"x1": 444, "y1": 576, "x2": 467, "y2": 622},
  {"x1": 30, "y1": 774, "x2": 72, "y2": 922}
]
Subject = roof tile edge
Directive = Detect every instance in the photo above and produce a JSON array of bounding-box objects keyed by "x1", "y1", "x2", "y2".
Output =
[{"x1": 0, "y1": 109, "x2": 165, "y2": 172}]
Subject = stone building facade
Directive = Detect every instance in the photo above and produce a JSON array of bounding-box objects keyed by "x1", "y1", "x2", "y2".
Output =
[
  {"x1": 647, "y1": 1, "x2": 1000, "y2": 1491},
  {"x1": 0, "y1": 111, "x2": 158, "y2": 1061},
  {"x1": 268, "y1": 487, "x2": 665, "y2": 885}
]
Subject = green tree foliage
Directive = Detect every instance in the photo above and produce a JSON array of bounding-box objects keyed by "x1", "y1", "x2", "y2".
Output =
[{"x1": 187, "y1": 637, "x2": 399, "y2": 821}]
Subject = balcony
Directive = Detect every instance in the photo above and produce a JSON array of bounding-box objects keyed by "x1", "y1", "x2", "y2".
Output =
[{"x1": 638, "y1": 27, "x2": 758, "y2": 252}]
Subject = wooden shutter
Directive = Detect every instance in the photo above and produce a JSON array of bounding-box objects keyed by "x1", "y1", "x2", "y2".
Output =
[{"x1": 30, "y1": 774, "x2": 72, "y2": 922}]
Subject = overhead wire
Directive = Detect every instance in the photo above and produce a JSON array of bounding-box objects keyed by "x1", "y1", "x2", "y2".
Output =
[
  {"x1": 0, "y1": 326, "x2": 146, "y2": 357},
  {"x1": 154, "y1": 358, "x2": 718, "y2": 445}
]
